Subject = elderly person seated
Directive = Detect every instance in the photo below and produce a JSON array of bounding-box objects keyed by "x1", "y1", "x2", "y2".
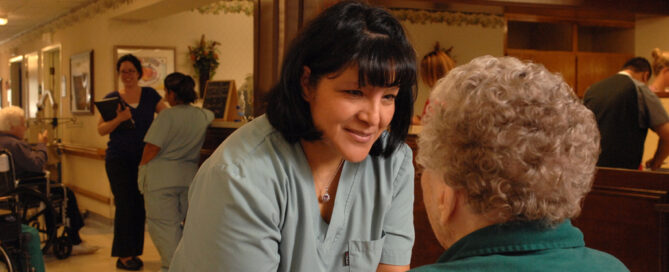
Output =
[
  {"x1": 0, "y1": 106, "x2": 98, "y2": 256},
  {"x1": 411, "y1": 56, "x2": 628, "y2": 271}
]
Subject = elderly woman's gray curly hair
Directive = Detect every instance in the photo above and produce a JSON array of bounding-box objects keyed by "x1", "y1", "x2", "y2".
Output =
[{"x1": 417, "y1": 55, "x2": 600, "y2": 226}]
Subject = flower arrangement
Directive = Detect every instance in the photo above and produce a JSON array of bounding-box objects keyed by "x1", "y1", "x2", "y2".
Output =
[{"x1": 188, "y1": 34, "x2": 220, "y2": 78}]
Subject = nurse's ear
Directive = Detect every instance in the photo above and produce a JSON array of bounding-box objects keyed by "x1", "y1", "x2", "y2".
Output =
[{"x1": 301, "y1": 66, "x2": 314, "y2": 102}]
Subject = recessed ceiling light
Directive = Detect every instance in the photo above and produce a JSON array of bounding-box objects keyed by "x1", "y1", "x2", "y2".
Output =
[{"x1": 0, "y1": 15, "x2": 7, "y2": 26}]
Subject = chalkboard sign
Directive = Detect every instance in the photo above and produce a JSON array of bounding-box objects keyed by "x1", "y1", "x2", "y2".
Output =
[{"x1": 202, "y1": 80, "x2": 237, "y2": 121}]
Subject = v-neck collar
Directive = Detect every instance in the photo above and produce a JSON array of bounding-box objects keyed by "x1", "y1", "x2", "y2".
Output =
[
  {"x1": 294, "y1": 142, "x2": 361, "y2": 249},
  {"x1": 118, "y1": 88, "x2": 143, "y2": 109}
]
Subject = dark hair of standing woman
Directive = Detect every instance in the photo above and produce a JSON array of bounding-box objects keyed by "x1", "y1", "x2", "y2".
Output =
[
  {"x1": 116, "y1": 54, "x2": 144, "y2": 79},
  {"x1": 164, "y1": 72, "x2": 197, "y2": 104},
  {"x1": 266, "y1": 0, "x2": 417, "y2": 158}
]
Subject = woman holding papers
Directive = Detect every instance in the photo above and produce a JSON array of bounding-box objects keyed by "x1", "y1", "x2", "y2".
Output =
[{"x1": 97, "y1": 54, "x2": 167, "y2": 271}]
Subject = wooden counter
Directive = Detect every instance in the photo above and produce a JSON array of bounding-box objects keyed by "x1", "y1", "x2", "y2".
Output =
[{"x1": 572, "y1": 168, "x2": 669, "y2": 272}]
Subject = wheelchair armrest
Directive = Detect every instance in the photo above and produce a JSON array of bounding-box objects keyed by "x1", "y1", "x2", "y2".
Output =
[{"x1": 15, "y1": 174, "x2": 47, "y2": 186}]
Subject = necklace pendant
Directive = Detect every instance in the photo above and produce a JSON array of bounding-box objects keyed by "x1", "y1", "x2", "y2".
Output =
[{"x1": 321, "y1": 193, "x2": 331, "y2": 202}]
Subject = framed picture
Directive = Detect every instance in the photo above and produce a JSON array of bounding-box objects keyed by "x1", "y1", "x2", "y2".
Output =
[
  {"x1": 114, "y1": 46, "x2": 176, "y2": 95},
  {"x1": 70, "y1": 50, "x2": 94, "y2": 114}
]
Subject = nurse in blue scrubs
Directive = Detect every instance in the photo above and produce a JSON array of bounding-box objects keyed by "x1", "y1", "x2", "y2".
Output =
[
  {"x1": 139, "y1": 73, "x2": 213, "y2": 272},
  {"x1": 169, "y1": 1, "x2": 417, "y2": 271}
]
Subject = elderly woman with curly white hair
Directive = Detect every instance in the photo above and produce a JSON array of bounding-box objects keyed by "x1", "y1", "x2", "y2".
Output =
[{"x1": 410, "y1": 56, "x2": 629, "y2": 272}]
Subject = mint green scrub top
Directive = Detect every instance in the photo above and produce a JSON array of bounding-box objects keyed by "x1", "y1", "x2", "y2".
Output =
[
  {"x1": 139, "y1": 105, "x2": 214, "y2": 193},
  {"x1": 169, "y1": 115, "x2": 415, "y2": 271},
  {"x1": 410, "y1": 220, "x2": 629, "y2": 272}
]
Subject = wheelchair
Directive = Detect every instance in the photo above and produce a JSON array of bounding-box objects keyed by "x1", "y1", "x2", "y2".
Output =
[
  {"x1": 0, "y1": 200, "x2": 31, "y2": 272},
  {"x1": 0, "y1": 149, "x2": 72, "y2": 261},
  {"x1": 1, "y1": 155, "x2": 33, "y2": 271}
]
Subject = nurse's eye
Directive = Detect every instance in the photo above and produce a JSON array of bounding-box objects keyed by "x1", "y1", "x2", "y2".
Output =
[
  {"x1": 344, "y1": 90, "x2": 364, "y2": 96},
  {"x1": 382, "y1": 94, "x2": 397, "y2": 101}
]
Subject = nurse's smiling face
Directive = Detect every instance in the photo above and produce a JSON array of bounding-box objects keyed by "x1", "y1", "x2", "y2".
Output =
[
  {"x1": 302, "y1": 65, "x2": 398, "y2": 162},
  {"x1": 119, "y1": 61, "x2": 140, "y2": 88}
]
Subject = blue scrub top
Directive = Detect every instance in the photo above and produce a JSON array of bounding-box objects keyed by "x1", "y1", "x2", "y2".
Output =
[
  {"x1": 104, "y1": 87, "x2": 162, "y2": 162},
  {"x1": 140, "y1": 105, "x2": 214, "y2": 193},
  {"x1": 169, "y1": 115, "x2": 415, "y2": 271}
]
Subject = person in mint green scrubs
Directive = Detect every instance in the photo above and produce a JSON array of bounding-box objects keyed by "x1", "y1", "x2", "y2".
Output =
[
  {"x1": 169, "y1": 1, "x2": 417, "y2": 271},
  {"x1": 412, "y1": 55, "x2": 629, "y2": 272},
  {"x1": 139, "y1": 72, "x2": 213, "y2": 272}
]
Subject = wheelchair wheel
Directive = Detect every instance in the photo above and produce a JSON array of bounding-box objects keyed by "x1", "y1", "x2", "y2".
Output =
[
  {"x1": 53, "y1": 235, "x2": 72, "y2": 260},
  {"x1": 0, "y1": 244, "x2": 14, "y2": 272},
  {"x1": 10, "y1": 187, "x2": 57, "y2": 254},
  {"x1": 0, "y1": 243, "x2": 28, "y2": 272}
]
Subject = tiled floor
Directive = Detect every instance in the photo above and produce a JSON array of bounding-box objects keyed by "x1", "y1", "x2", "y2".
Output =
[{"x1": 44, "y1": 218, "x2": 162, "y2": 272}]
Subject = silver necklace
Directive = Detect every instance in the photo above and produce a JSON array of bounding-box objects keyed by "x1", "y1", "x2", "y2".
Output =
[{"x1": 321, "y1": 160, "x2": 344, "y2": 203}]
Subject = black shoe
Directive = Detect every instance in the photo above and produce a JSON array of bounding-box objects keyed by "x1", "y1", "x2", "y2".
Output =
[
  {"x1": 132, "y1": 256, "x2": 143, "y2": 266},
  {"x1": 116, "y1": 258, "x2": 142, "y2": 271}
]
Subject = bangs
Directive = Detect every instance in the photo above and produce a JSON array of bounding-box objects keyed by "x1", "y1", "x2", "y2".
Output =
[{"x1": 357, "y1": 37, "x2": 415, "y2": 89}]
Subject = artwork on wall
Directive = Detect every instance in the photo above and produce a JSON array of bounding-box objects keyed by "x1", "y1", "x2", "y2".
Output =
[
  {"x1": 70, "y1": 50, "x2": 94, "y2": 114},
  {"x1": 114, "y1": 46, "x2": 176, "y2": 94}
]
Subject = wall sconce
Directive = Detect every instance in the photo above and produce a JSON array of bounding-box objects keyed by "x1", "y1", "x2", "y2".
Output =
[{"x1": 0, "y1": 14, "x2": 7, "y2": 26}]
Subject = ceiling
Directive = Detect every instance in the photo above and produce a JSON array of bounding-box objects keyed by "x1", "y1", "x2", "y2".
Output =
[
  {"x1": 2, "y1": 0, "x2": 669, "y2": 47},
  {"x1": 0, "y1": 0, "x2": 97, "y2": 44}
]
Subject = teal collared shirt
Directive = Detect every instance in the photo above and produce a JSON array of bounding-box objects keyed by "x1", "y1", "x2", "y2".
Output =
[
  {"x1": 169, "y1": 115, "x2": 415, "y2": 272},
  {"x1": 411, "y1": 220, "x2": 629, "y2": 272}
]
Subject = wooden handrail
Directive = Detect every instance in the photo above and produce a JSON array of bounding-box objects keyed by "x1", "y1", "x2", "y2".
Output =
[
  {"x1": 67, "y1": 183, "x2": 111, "y2": 205},
  {"x1": 58, "y1": 143, "x2": 105, "y2": 160}
]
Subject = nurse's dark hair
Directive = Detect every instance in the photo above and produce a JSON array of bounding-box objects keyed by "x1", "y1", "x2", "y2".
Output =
[
  {"x1": 164, "y1": 72, "x2": 197, "y2": 104},
  {"x1": 266, "y1": 0, "x2": 417, "y2": 157},
  {"x1": 116, "y1": 54, "x2": 143, "y2": 80}
]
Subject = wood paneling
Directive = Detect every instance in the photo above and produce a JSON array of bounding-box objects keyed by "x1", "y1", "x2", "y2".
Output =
[
  {"x1": 576, "y1": 52, "x2": 632, "y2": 97},
  {"x1": 572, "y1": 168, "x2": 669, "y2": 272}
]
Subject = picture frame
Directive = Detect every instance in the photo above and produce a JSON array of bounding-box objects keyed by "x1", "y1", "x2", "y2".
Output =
[
  {"x1": 114, "y1": 46, "x2": 176, "y2": 95},
  {"x1": 70, "y1": 50, "x2": 94, "y2": 114}
]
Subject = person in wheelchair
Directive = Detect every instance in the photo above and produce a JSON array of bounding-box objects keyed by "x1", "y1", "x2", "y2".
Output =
[{"x1": 0, "y1": 106, "x2": 98, "y2": 256}]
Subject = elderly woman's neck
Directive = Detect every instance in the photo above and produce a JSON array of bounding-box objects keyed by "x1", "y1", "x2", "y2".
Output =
[{"x1": 440, "y1": 198, "x2": 502, "y2": 249}]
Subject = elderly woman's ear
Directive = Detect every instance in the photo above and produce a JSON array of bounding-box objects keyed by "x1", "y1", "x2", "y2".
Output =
[
  {"x1": 421, "y1": 170, "x2": 456, "y2": 237},
  {"x1": 422, "y1": 169, "x2": 456, "y2": 223}
]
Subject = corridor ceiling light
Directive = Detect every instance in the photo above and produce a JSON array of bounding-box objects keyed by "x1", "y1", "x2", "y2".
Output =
[{"x1": 0, "y1": 15, "x2": 7, "y2": 26}]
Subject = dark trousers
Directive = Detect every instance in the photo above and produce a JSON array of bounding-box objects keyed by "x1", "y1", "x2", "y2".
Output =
[
  {"x1": 61, "y1": 188, "x2": 84, "y2": 244},
  {"x1": 50, "y1": 187, "x2": 84, "y2": 244},
  {"x1": 105, "y1": 158, "x2": 145, "y2": 257},
  {"x1": 17, "y1": 174, "x2": 84, "y2": 245}
]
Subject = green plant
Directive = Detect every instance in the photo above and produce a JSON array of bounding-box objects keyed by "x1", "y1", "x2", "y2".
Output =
[{"x1": 188, "y1": 34, "x2": 220, "y2": 78}]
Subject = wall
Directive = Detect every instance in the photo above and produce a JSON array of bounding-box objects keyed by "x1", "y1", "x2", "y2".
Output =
[
  {"x1": 401, "y1": 22, "x2": 504, "y2": 117},
  {"x1": 0, "y1": 2, "x2": 253, "y2": 217}
]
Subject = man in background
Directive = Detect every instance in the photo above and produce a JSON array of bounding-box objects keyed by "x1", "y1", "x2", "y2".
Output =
[{"x1": 583, "y1": 57, "x2": 669, "y2": 170}]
